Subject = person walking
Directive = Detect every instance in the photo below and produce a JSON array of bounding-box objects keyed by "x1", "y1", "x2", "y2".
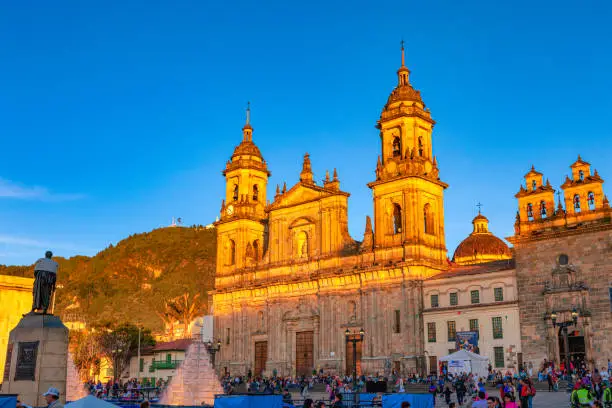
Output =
[{"x1": 518, "y1": 379, "x2": 530, "y2": 408}]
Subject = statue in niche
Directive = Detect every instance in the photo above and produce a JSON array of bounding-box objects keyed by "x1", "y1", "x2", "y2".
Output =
[{"x1": 349, "y1": 301, "x2": 357, "y2": 321}]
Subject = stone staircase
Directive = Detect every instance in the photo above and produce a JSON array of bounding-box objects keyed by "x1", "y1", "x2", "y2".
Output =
[{"x1": 159, "y1": 341, "x2": 223, "y2": 406}]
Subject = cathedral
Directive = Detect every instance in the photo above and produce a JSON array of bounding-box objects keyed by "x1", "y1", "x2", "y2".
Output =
[{"x1": 211, "y1": 47, "x2": 612, "y2": 377}]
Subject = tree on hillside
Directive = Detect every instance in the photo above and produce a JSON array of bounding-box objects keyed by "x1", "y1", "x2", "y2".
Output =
[{"x1": 157, "y1": 293, "x2": 204, "y2": 338}]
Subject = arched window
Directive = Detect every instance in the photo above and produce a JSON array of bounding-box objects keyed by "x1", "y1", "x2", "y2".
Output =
[
  {"x1": 253, "y1": 240, "x2": 260, "y2": 261},
  {"x1": 252, "y1": 184, "x2": 259, "y2": 201},
  {"x1": 233, "y1": 184, "x2": 239, "y2": 201},
  {"x1": 418, "y1": 136, "x2": 424, "y2": 157},
  {"x1": 297, "y1": 231, "x2": 309, "y2": 258},
  {"x1": 558, "y1": 254, "x2": 569, "y2": 265},
  {"x1": 574, "y1": 194, "x2": 581, "y2": 212},
  {"x1": 229, "y1": 239, "x2": 236, "y2": 265},
  {"x1": 540, "y1": 200, "x2": 547, "y2": 219},
  {"x1": 424, "y1": 203, "x2": 434, "y2": 235},
  {"x1": 579, "y1": 170, "x2": 584, "y2": 181},
  {"x1": 393, "y1": 203, "x2": 402, "y2": 234},
  {"x1": 531, "y1": 180, "x2": 537, "y2": 192},
  {"x1": 392, "y1": 136, "x2": 401, "y2": 157},
  {"x1": 587, "y1": 192, "x2": 595, "y2": 210},
  {"x1": 527, "y1": 203, "x2": 534, "y2": 221}
]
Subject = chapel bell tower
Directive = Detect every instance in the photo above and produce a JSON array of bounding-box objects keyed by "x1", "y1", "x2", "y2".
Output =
[
  {"x1": 367, "y1": 44, "x2": 448, "y2": 267},
  {"x1": 216, "y1": 104, "x2": 270, "y2": 273}
]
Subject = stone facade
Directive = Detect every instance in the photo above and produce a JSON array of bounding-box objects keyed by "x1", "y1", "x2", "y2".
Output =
[
  {"x1": 509, "y1": 157, "x2": 612, "y2": 372},
  {"x1": 211, "y1": 48, "x2": 611, "y2": 378},
  {"x1": 0, "y1": 274, "x2": 33, "y2": 381},
  {"x1": 212, "y1": 47, "x2": 445, "y2": 377},
  {"x1": 511, "y1": 226, "x2": 612, "y2": 371}
]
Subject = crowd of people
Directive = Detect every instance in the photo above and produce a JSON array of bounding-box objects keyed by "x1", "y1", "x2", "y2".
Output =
[
  {"x1": 84, "y1": 377, "x2": 168, "y2": 401},
  {"x1": 217, "y1": 358, "x2": 612, "y2": 407}
]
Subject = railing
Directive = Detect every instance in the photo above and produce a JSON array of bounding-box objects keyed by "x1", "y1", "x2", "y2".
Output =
[{"x1": 149, "y1": 360, "x2": 183, "y2": 371}]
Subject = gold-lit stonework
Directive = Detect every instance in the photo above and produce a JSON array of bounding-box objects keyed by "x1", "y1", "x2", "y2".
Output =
[
  {"x1": 212, "y1": 46, "x2": 448, "y2": 376},
  {"x1": 0, "y1": 275, "x2": 33, "y2": 381}
]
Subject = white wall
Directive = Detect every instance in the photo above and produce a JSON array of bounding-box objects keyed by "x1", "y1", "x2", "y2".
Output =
[{"x1": 423, "y1": 269, "x2": 522, "y2": 373}]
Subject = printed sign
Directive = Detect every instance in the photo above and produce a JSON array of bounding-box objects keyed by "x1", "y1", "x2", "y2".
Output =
[
  {"x1": 449, "y1": 360, "x2": 465, "y2": 368},
  {"x1": 455, "y1": 331, "x2": 479, "y2": 354}
]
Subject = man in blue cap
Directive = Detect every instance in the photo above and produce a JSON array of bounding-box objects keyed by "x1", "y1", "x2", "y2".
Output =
[{"x1": 42, "y1": 387, "x2": 63, "y2": 408}]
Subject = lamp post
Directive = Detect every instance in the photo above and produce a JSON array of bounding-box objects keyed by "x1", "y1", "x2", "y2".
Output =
[
  {"x1": 551, "y1": 308, "x2": 579, "y2": 376},
  {"x1": 345, "y1": 328, "x2": 365, "y2": 383},
  {"x1": 205, "y1": 339, "x2": 222, "y2": 367}
]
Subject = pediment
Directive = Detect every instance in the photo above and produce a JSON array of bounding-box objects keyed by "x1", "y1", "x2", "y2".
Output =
[{"x1": 268, "y1": 182, "x2": 340, "y2": 210}]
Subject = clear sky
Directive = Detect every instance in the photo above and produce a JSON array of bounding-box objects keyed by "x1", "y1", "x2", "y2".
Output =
[{"x1": 1, "y1": 1, "x2": 611, "y2": 266}]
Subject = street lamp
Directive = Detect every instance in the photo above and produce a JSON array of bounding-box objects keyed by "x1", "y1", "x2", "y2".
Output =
[
  {"x1": 205, "y1": 339, "x2": 222, "y2": 367},
  {"x1": 345, "y1": 328, "x2": 365, "y2": 384},
  {"x1": 551, "y1": 307, "x2": 579, "y2": 376}
]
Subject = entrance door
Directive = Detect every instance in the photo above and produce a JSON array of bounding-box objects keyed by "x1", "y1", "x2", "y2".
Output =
[
  {"x1": 295, "y1": 331, "x2": 314, "y2": 376},
  {"x1": 559, "y1": 332, "x2": 586, "y2": 367},
  {"x1": 345, "y1": 335, "x2": 362, "y2": 376},
  {"x1": 429, "y1": 356, "x2": 438, "y2": 375},
  {"x1": 254, "y1": 341, "x2": 267, "y2": 376}
]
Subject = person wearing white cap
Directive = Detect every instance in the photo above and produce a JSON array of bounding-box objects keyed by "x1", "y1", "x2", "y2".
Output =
[{"x1": 42, "y1": 387, "x2": 63, "y2": 408}]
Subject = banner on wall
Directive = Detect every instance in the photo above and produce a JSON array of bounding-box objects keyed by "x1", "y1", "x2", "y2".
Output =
[{"x1": 455, "y1": 331, "x2": 479, "y2": 354}]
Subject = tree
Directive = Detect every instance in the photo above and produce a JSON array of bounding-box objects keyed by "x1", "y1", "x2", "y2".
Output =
[
  {"x1": 98, "y1": 323, "x2": 155, "y2": 381},
  {"x1": 158, "y1": 293, "x2": 204, "y2": 338},
  {"x1": 70, "y1": 330, "x2": 101, "y2": 381}
]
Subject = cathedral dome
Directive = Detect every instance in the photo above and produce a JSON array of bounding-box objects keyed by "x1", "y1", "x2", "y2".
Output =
[
  {"x1": 385, "y1": 73, "x2": 423, "y2": 106},
  {"x1": 452, "y1": 213, "x2": 512, "y2": 266},
  {"x1": 232, "y1": 138, "x2": 263, "y2": 160}
]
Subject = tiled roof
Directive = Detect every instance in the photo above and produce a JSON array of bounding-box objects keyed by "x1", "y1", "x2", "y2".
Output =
[
  {"x1": 153, "y1": 339, "x2": 192, "y2": 352},
  {"x1": 428, "y1": 259, "x2": 515, "y2": 280}
]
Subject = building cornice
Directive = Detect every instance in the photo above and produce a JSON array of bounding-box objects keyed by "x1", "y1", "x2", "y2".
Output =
[{"x1": 422, "y1": 300, "x2": 519, "y2": 314}]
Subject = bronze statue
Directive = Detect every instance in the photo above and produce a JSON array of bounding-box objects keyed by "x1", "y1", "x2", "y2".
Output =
[{"x1": 31, "y1": 250, "x2": 59, "y2": 314}]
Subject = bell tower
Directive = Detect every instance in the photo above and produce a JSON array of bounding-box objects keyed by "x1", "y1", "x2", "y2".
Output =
[
  {"x1": 368, "y1": 44, "x2": 448, "y2": 267},
  {"x1": 216, "y1": 104, "x2": 270, "y2": 274}
]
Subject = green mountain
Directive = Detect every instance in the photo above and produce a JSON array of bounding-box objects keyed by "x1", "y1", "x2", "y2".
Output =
[{"x1": 0, "y1": 226, "x2": 217, "y2": 331}]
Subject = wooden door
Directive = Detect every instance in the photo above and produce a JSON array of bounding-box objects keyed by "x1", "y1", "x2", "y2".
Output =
[
  {"x1": 254, "y1": 341, "x2": 267, "y2": 376},
  {"x1": 345, "y1": 335, "x2": 362, "y2": 376},
  {"x1": 429, "y1": 356, "x2": 438, "y2": 375},
  {"x1": 295, "y1": 331, "x2": 314, "y2": 376}
]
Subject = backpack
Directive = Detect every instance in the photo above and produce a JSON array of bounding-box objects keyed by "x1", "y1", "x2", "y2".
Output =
[{"x1": 530, "y1": 385, "x2": 537, "y2": 396}]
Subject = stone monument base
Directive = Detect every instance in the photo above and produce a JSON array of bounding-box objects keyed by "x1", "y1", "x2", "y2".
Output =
[{"x1": 2, "y1": 313, "x2": 68, "y2": 407}]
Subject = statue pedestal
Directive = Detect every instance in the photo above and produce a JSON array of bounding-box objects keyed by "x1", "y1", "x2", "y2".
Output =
[{"x1": 2, "y1": 313, "x2": 68, "y2": 407}]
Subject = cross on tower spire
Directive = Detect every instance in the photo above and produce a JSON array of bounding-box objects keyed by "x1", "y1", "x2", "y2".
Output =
[
  {"x1": 397, "y1": 40, "x2": 410, "y2": 86},
  {"x1": 242, "y1": 101, "x2": 253, "y2": 141},
  {"x1": 476, "y1": 202, "x2": 483, "y2": 214}
]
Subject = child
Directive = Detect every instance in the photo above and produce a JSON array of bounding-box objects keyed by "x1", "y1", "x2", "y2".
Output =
[{"x1": 502, "y1": 394, "x2": 518, "y2": 408}]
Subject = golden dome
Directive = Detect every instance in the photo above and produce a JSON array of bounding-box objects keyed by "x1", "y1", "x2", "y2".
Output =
[
  {"x1": 232, "y1": 138, "x2": 263, "y2": 160},
  {"x1": 452, "y1": 213, "x2": 512, "y2": 266}
]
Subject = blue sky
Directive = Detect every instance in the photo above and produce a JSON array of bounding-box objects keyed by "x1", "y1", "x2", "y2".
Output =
[{"x1": 1, "y1": 1, "x2": 611, "y2": 266}]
